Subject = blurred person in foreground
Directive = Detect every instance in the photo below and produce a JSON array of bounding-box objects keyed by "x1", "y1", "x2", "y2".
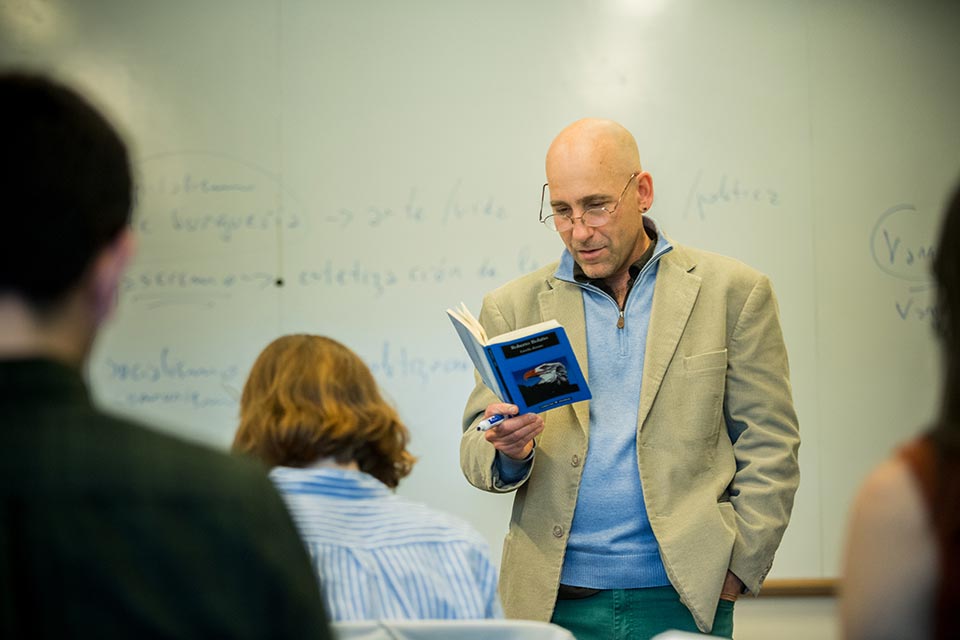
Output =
[
  {"x1": 232, "y1": 333, "x2": 503, "y2": 621},
  {"x1": 0, "y1": 71, "x2": 332, "y2": 638},
  {"x1": 841, "y1": 181, "x2": 960, "y2": 640}
]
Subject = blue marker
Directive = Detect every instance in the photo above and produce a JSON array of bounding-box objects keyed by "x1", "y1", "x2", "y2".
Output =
[{"x1": 477, "y1": 414, "x2": 507, "y2": 431}]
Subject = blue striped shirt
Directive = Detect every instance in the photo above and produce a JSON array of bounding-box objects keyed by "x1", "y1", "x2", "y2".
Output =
[{"x1": 270, "y1": 467, "x2": 503, "y2": 621}]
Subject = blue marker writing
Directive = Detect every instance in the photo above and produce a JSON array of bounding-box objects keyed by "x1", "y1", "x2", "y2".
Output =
[{"x1": 477, "y1": 414, "x2": 507, "y2": 431}]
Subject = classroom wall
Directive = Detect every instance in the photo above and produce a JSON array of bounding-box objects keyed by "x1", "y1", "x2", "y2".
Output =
[
  {"x1": 2, "y1": 1, "x2": 958, "y2": 607},
  {"x1": 737, "y1": 597, "x2": 837, "y2": 640}
]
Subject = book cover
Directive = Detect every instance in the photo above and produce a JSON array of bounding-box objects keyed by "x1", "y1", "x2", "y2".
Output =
[{"x1": 447, "y1": 302, "x2": 591, "y2": 414}]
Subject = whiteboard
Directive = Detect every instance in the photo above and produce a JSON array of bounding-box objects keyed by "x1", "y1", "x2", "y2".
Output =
[{"x1": 2, "y1": 0, "x2": 957, "y2": 581}]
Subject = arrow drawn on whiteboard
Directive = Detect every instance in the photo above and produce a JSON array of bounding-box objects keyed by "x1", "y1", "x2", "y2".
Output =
[{"x1": 325, "y1": 208, "x2": 354, "y2": 228}]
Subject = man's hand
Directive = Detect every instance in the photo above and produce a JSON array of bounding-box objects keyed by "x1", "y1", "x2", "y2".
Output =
[
  {"x1": 480, "y1": 403, "x2": 544, "y2": 460},
  {"x1": 719, "y1": 570, "x2": 744, "y2": 602}
]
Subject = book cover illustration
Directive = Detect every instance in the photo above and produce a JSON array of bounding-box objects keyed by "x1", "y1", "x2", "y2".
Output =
[{"x1": 512, "y1": 358, "x2": 580, "y2": 408}]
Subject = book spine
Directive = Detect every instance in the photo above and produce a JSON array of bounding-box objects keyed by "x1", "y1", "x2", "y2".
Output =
[{"x1": 485, "y1": 345, "x2": 514, "y2": 405}]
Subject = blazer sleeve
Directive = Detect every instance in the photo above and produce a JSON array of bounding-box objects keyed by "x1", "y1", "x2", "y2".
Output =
[
  {"x1": 723, "y1": 275, "x2": 801, "y2": 594},
  {"x1": 459, "y1": 291, "x2": 535, "y2": 493}
]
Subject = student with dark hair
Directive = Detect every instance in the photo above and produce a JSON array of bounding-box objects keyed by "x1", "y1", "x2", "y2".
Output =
[
  {"x1": 0, "y1": 72, "x2": 333, "y2": 638},
  {"x1": 233, "y1": 334, "x2": 502, "y2": 621},
  {"x1": 841, "y1": 181, "x2": 960, "y2": 639}
]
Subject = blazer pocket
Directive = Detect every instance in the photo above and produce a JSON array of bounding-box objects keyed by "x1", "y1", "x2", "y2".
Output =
[
  {"x1": 683, "y1": 349, "x2": 728, "y2": 376},
  {"x1": 668, "y1": 349, "x2": 727, "y2": 445}
]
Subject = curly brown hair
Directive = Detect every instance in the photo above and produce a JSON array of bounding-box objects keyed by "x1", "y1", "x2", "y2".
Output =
[{"x1": 231, "y1": 334, "x2": 416, "y2": 488}]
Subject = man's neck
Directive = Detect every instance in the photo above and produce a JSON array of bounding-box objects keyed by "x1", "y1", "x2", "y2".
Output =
[
  {"x1": 602, "y1": 225, "x2": 654, "y2": 307},
  {"x1": 604, "y1": 271, "x2": 633, "y2": 308},
  {"x1": 0, "y1": 297, "x2": 92, "y2": 366}
]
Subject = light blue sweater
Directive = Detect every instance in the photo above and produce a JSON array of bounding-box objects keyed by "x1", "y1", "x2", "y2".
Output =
[{"x1": 553, "y1": 225, "x2": 672, "y2": 588}]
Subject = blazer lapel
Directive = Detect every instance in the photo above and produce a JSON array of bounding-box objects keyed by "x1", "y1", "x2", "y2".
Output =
[
  {"x1": 538, "y1": 276, "x2": 590, "y2": 434},
  {"x1": 638, "y1": 247, "x2": 701, "y2": 430}
]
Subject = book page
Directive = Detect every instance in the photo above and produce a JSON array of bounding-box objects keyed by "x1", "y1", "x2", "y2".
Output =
[
  {"x1": 446, "y1": 302, "x2": 489, "y2": 344},
  {"x1": 446, "y1": 304, "x2": 504, "y2": 400}
]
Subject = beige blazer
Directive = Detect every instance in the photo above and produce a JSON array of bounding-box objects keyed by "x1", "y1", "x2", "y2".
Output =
[{"x1": 460, "y1": 240, "x2": 800, "y2": 633}]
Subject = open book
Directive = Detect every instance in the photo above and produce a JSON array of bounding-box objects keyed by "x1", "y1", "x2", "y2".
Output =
[{"x1": 447, "y1": 302, "x2": 591, "y2": 415}]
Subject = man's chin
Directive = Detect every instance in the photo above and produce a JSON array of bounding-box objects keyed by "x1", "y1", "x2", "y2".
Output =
[{"x1": 578, "y1": 264, "x2": 611, "y2": 280}]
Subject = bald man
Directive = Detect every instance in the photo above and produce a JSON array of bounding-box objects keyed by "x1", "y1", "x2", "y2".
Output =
[{"x1": 460, "y1": 119, "x2": 800, "y2": 639}]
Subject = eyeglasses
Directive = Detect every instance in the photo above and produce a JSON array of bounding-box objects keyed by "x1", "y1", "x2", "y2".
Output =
[{"x1": 539, "y1": 172, "x2": 639, "y2": 232}]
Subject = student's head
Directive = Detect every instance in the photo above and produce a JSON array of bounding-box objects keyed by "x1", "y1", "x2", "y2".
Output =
[
  {"x1": 232, "y1": 334, "x2": 416, "y2": 488},
  {"x1": 543, "y1": 118, "x2": 654, "y2": 284},
  {"x1": 933, "y1": 179, "x2": 960, "y2": 426},
  {"x1": 0, "y1": 72, "x2": 134, "y2": 317}
]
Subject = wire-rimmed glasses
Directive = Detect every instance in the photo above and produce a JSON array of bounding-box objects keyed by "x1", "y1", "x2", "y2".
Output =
[{"x1": 539, "y1": 172, "x2": 639, "y2": 232}]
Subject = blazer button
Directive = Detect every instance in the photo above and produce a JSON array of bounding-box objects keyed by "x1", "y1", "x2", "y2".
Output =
[
  {"x1": 553, "y1": 525, "x2": 564, "y2": 538},
  {"x1": 570, "y1": 454, "x2": 581, "y2": 467}
]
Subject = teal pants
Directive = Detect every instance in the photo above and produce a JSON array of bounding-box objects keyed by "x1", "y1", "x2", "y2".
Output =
[{"x1": 550, "y1": 586, "x2": 734, "y2": 640}]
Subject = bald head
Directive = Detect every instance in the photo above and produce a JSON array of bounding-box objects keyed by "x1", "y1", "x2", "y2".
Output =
[
  {"x1": 545, "y1": 118, "x2": 641, "y2": 186},
  {"x1": 542, "y1": 118, "x2": 654, "y2": 300}
]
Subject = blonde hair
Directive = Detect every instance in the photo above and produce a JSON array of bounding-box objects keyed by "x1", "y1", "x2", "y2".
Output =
[{"x1": 232, "y1": 334, "x2": 415, "y2": 487}]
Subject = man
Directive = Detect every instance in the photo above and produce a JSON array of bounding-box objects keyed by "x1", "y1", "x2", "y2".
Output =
[
  {"x1": 460, "y1": 118, "x2": 800, "y2": 638},
  {"x1": 0, "y1": 73, "x2": 332, "y2": 638}
]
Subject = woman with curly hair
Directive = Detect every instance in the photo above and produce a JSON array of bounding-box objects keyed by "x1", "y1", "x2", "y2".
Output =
[{"x1": 233, "y1": 334, "x2": 502, "y2": 621}]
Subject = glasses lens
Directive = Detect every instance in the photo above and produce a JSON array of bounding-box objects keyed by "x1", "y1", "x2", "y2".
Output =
[{"x1": 583, "y1": 208, "x2": 610, "y2": 227}]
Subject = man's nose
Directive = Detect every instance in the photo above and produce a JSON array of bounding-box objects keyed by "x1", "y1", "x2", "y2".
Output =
[{"x1": 569, "y1": 216, "x2": 595, "y2": 240}]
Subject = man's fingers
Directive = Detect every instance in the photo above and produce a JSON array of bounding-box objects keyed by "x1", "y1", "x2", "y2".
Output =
[
  {"x1": 485, "y1": 413, "x2": 543, "y2": 448},
  {"x1": 484, "y1": 403, "x2": 519, "y2": 419}
]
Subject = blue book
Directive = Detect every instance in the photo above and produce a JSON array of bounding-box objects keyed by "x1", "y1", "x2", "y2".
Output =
[{"x1": 447, "y1": 302, "x2": 591, "y2": 415}]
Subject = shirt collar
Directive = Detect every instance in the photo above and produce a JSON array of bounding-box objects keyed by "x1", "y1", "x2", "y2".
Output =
[{"x1": 269, "y1": 466, "x2": 392, "y2": 498}]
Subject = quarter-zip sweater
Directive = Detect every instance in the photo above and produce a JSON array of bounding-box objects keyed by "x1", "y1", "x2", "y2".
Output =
[{"x1": 554, "y1": 218, "x2": 673, "y2": 588}]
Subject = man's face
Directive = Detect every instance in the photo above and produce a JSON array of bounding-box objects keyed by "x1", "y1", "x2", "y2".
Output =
[{"x1": 548, "y1": 168, "x2": 650, "y2": 283}]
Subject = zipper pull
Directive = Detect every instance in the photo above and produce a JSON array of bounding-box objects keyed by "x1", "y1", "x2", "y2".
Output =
[{"x1": 617, "y1": 310, "x2": 625, "y2": 329}]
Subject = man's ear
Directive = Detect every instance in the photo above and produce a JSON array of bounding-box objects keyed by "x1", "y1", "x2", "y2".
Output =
[
  {"x1": 90, "y1": 227, "x2": 136, "y2": 324},
  {"x1": 636, "y1": 171, "x2": 654, "y2": 212}
]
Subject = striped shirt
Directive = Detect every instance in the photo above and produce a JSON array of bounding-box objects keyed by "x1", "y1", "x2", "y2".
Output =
[{"x1": 270, "y1": 466, "x2": 503, "y2": 621}]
